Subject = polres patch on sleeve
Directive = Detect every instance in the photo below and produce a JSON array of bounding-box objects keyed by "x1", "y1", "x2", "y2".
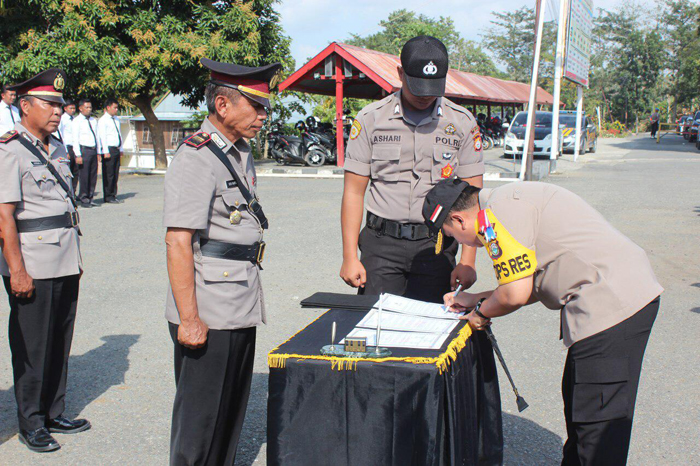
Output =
[
  {"x1": 475, "y1": 208, "x2": 537, "y2": 285},
  {"x1": 0, "y1": 130, "x2": 19, "y2": 144},
  {"x1": 183, "y1": 132, "x2": 211, "y2": 149}
]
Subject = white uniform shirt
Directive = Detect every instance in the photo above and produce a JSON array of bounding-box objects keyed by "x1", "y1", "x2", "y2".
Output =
[
  {"x1": 72, "y1": 113, "x2": 98, "y2": 156},
  {"x1": 97, "y1": 113, "x2": 123, "y2": 154},
  {"x1": 0, "y1": 101, "x2": 20, "y2": 135},
  {"x1": 59, "y1": 112, "x2": 74, "y2": 147}
]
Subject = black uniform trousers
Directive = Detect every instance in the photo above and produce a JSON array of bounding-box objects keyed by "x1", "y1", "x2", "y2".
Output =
[
  {"x1": 168, "y1": 324, "x2": 256, "y2": 466},
  {"x1": 78, "y1": 145, "x2": 99, "y2": 203},
  {"x1": 66, "y1": 145, "x2": 80, "y2": 192},
  {"x1": 102, "y1": 146, "x2": 121, "y2": 202},
  {"x1": 358, "y1": 225, "x2": 459, "y2": 304},
  {"x1": 562, "y1": 297, "x2": 660, "y2": 466},
  {"x1": 3, "y1": 275, "x2": 80, "y2": 431}
]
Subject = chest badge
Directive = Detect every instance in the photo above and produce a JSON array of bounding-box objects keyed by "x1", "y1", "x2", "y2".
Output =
[
  {"x1": 445, "y1": 123, "x2": 456, "y2": 135},
  {"x1": 230, "y1": 209, "x2": 242, "y2": 225},
  {"x1": 441, "y1": 164, "x2": 454, "y2": 179}
]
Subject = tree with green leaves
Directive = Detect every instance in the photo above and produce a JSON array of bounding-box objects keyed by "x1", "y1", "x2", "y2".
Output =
[
  {"x1": 657, "y1": 0, "x2": 700, "y2": 118},
  {"x1": 347, "y1": 9, "x2": 501, "y2": 76},
  {"x1": 482, "y1": 7, "x2": 556, "y2": 84},
  {"x1": 589, "y1": 4, "x2": 663, "y2": 127},
  {"x1": 0, "y1": 0, "x2": 292, "y2": 168}
]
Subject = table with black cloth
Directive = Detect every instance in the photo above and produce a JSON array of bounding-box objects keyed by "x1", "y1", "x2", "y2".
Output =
[{"x1": 267, "y1": 294, "x2": 504, "y2": 466}]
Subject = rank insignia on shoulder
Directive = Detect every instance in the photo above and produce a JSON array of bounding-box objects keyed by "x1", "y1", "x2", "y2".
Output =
[
  {"x1": 183, "y1": 132, "x2": 211, "y2": 149},
  {"x1": 441, "y1": 164, "x2": 454, "y2": 179},
  {"x1": 445, "y1": 123, "x2": 456, "y2": 135},
  {"x1": 0, "y1": 130, "x2": 19, "y2": 144}
]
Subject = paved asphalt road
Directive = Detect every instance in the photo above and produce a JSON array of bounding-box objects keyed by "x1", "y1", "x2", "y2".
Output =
[{"x1": 0, "y1": 134, "x2": 698, "y2": 465}]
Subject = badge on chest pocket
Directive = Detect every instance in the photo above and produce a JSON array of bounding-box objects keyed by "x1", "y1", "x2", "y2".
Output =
[{"x1": 229, "y1": 209, "x2": 242, "y2": 225}]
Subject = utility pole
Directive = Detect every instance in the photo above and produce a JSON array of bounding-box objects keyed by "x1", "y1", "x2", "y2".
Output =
[
  {"x1": 550, "y1": 0, "x2": 570, "y2": 174},
  {"x1": 520, "y1": 0, "x2": 548, "y2": 181}
]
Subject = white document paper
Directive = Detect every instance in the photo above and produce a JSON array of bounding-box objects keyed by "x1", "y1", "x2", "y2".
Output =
[
  {"x1": 340, "y1": 328, "x2": 451, "y2": 350},
  {"x1": 356, "y1": 309, "x2": 459, "y2": 335},
  {"x1": 373, "y1": 294, "x2": 464, "y2": 320}
]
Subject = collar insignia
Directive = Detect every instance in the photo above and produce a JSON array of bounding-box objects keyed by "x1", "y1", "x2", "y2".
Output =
[{"x1": 211, "y1": 132, "x2": 226, "y2": 149}]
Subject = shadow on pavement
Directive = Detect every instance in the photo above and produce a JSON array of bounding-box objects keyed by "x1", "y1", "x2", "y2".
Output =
[
  {"x1": 116, "y1": 192, "x2": 137, "y2": 201},
  {"x1": 690, "y1": 308, "x2": 700, "y2": 314},
  {"x1": 503, "y1": 412, "x2": 563, "y2": 465},
  {"x1": 605, "y1": 136, "x2": 698, "y2": 154},
  {"x1": 0, "y1": 334, "x2": 139, "y2": 446}
]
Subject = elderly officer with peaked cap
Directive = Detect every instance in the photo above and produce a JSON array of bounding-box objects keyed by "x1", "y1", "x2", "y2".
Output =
[
  {"x1": 0, "y1": 69, "x2": 89, "y2": 453},
  {"x1": 423, "y1": 179, "x2": 663, "y2": 465},
  {"x1": 163, "y1": 57, "x2": 281, "y2": 465},
  {"x1": 340, "y1": 35, "x2": 485, "y2": 303}
]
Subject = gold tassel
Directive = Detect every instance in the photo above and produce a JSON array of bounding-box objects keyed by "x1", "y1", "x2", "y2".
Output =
[{"x1": 435, "y1": 230, "x2": 444, "y2": 255}]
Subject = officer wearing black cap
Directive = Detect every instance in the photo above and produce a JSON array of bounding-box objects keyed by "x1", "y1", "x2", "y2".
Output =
[
  {"x1": 340, "y1": 35, "x2": 485, "y2": 303},
  {"x1": 0, "y1": 69, "x2": 90, "y2": 453},
  {"x1": 163, "y1": 57, "x2": 281, "y2": 465},
  {"x1": 423, "y1": 179, "x2": 662, "y2": 465}
]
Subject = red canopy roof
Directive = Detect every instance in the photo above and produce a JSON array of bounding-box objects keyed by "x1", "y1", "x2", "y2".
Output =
[{"x1": 280, "y1": 42, "x2": 554, "y2": 106}]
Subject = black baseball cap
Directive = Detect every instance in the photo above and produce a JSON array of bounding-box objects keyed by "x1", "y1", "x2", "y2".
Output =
[
  {"x1": 422, "y1": 179, "x2": 472, "y2": 234},
  {"x1": 400, "y1": 36, "x2": 449, "y2": 97}
]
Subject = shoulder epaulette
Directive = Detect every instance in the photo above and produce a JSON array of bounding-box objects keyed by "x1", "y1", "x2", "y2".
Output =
[
  {"x1": 443, "y1": 99, "x2": 472, "y2": 119},
  {"x1": 183, "y1": 132, "x2": 211, "y2": 149},
  {"x1": 0, "y1": 130, "x2": 19, "y2": 144}
]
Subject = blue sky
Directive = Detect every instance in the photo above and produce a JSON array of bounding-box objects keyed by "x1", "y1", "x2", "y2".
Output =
[{"x1": 277, "y1": 0, "x2": 635, "y2": 69}]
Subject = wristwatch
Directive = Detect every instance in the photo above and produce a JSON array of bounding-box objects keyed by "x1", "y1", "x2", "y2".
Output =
[{"x1": 473, "y1": 298, "x2": 490, "y2": 321}]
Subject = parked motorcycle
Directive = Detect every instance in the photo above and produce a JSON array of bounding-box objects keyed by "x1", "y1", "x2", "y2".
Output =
[
  {"x1": 268, "y1": 122, "x2": 326, "y2": 167},
  {"x1": 305, "y1": 116, "x2": 336, "y2": 164}
]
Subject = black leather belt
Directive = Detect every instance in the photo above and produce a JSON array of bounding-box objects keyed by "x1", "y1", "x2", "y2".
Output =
[
  {"x1": 366, "y1": 212, "x2": 431, "y2": 240},
  {"x1": 200, "y1": 238, "x2": 266, "y2": 265},
  {"x1": 16, "y1": 212, "x2": 80, "y2": 233}
]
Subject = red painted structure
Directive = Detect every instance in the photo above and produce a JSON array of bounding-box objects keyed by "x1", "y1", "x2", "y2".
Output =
[{"x1": 279, "y1": 42, "x2": 555, "y2": 166}]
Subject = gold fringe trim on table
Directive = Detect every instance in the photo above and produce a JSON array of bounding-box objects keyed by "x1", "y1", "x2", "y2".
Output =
[{"x1": 268, "y1": 315, "x2": 474, "y2": 374}]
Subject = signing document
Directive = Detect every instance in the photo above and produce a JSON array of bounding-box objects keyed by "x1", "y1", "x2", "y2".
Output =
[{"x1": 341, "y1": 294, "x2": 464, "y2": 350}]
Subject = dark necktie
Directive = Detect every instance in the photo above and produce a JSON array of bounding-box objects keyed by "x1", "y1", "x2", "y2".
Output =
[
  {"x1": 8, "y1": 104, "x2": 15, "y2": 123},
  {"x1": 112, "y1": 117, "x2": 122, "y2": 147},
  {"x1": 87, "y1": 117, "x2": 97, "y2": 147}
]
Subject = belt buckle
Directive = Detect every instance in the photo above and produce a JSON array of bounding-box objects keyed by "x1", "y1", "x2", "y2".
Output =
[
  {"x1": 400, "y1": 224, "x2": 415, "y2": 240},
  {"x1": 256, "y1": 242, "x2": 266, "y2": 264},
  {"x1": 70, "y1": 211, "x2": 80, "y2": 227}
]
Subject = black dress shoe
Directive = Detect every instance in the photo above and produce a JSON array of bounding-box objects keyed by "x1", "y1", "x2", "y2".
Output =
[
  {"x1": 105, "y1": 198, "x2": 123, "y2": 204},
  {"x1": 18, "y1": 427, "x2": 61, "y2": 452},
  {"x1": 79, "y1": 202, "x2": 92, "y2": 209},
  {"x1": 47, "y1": 416, "x2": 91, "y2": 434},
  {"x1": 89, "y1": 201, "x2": 101, "y2": 207}
]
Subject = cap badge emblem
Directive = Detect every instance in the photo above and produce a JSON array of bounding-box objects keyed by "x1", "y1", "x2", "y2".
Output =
[
  {"x1": 53, "y1": 74, "x2": 65, "y2": 91},
  {"x1": 423, "y1": 61, "x2": 438, "y2": 76},
  {"x1": 445, "y1": 123, "x2": 456, "y2": 135}
]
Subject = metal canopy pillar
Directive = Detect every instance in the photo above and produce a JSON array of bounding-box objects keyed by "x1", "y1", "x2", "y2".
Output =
[{"x1": 335, "y1": 54, "x2": 345, "y2": 167}]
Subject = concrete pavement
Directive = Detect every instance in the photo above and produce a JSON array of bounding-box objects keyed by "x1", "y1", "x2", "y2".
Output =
[{"x1": 0, "y1": 134, "x2": 698, "y2": 465}]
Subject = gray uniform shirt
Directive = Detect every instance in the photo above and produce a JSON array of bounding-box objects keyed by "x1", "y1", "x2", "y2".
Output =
[
  {"x1": 0, "y1": 124, "x2": 82, "y2": 279},
  {"x1": 478, "y1": 182, "x2": 663, "y2": 346},
  {"x1": 163, "y1": 118, "x2": 265, "y2": 330},
  {"x1": 344, "y1": 91, "x2": 485, "y2": 223}
]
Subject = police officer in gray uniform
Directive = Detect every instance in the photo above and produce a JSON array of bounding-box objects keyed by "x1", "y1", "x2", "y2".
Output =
[
  {"x1": 0, "y1": 69, "x2": 90, "y2": 453},
  {"x1": 340, "y1": 36, "x2": 485, "y2": 303},
  {"x1": 163, "y1": 58, "x2": 280, "y2": 465}
]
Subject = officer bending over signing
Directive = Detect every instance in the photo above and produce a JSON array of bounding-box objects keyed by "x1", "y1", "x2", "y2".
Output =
[
  {"x1": 423, "y1": 179, "x2": 663, "y2": 465},
  {"x1": 341, "y1": 36, "x2": 485, "y2": 302}
]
